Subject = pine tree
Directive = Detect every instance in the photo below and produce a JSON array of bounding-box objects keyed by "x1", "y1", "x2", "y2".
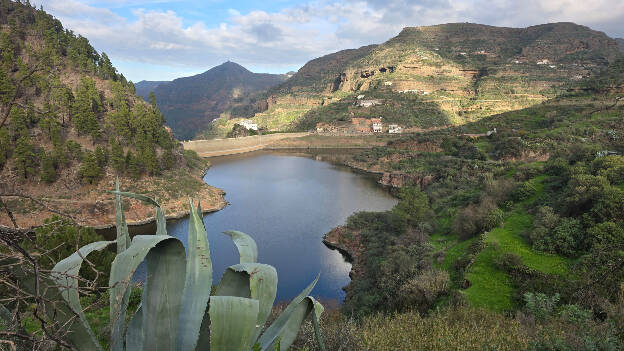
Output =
[
  {"x1": 53, "y1": 143, "x2": 68, "y2": 168},
  {"x1": 73, "y1": 76, "x2": 101, "y2": 140},
  {"x1": 78, "y1": 150, "x2": 101, "y2": 184},
  {"x1": 0, "y1": 66, "x2": 15, "y2": 104},
  {"x1": 109, "y1": 138, "x2": 125, "y2": 173},
  {"x1": 94, "y1": 145, "x2": 107, "y2": 168},
  {"x1": 40, "y1": 151, "x2": 57, "y2": 183},
  {"x1": 0, "y1": 127, "x2": 10, "y2": 167},
  {"x1": 125, "y1": 149, "x2": 140, "y2": 180},
  {"x1": 161, "y1": 148, "x2": 175, "y2": 170},
  {"x1": 14, "y1": 135, "x2": 36, "y2": 179}
]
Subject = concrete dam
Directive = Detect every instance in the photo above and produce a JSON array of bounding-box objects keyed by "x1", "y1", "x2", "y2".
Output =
[{"x1": 182, "y1": 133, "x2": 310, "y2": 157}]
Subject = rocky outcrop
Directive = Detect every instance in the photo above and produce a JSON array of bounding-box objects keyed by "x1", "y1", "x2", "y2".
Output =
[
  {"x1": 323, "y1": 226, "x2": 366, "y2": 285},
  {"x1": 379, "y1": 172, "x2": 435, "y2": 189}
]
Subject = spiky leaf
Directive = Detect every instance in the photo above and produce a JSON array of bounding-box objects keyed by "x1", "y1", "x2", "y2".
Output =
[
  {"x1": 257, "y1": 274, "x2": 319, "y2": 350},
  {"x1": 142, "y1": 238, "x2": 186, "y2": 351},
  {"x1": 209, "y1": 296, "x2": 259, "y2": 351},
  {"x1": 126, "y1": 304, "x2": 143, "y2": 350},
  {"x1": 114, "y1": 178, "x2": 130, "y2": 252},
  {"x1": 224, "y1": 230, "x2": 258, "y2": 263},
  {"x1": 51, "y1": 240, "x2": 115, "y2": 351},
  {"x1": 176, "y1": 200, "x2": 213, "y2": 351},
  {"x1": 215, "y1": 263, "x2": 278, "y2": 343},
  {"x1": 109, "y1": 235, "x2": 182, "y2": 351}
]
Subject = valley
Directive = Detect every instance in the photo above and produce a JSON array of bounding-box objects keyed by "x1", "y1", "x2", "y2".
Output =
[{"x1": 1, "y1": 0, "x2": 624, "y2": 349}]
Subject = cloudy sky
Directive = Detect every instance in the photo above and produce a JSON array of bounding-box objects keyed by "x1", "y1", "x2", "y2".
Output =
[{"x1": 32, "y1": 0, "x2": 624, "y2": 82}]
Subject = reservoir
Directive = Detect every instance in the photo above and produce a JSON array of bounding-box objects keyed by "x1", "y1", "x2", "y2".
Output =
[{"x1": 145, "y1": 151, "x2": 397, "y2": 303}]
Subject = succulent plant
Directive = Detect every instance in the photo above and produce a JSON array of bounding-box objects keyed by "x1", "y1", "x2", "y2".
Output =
[{"x1": 45, "y1": 179, "x2": 325, "y2": 350}]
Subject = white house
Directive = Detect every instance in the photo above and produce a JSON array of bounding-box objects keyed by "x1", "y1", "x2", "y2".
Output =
[
  {"x1": 372, "y1": 118, "x2": 383, "y2": 133},
  {"x1": 358, "y1": 99, "x2": 383, "y2": 107},
  {"x1": 240, "y1": 119, "x2": 258, "y2": 131},
  {"x1": 388, "y1": 124, "x2": 402, "y2": 134}
]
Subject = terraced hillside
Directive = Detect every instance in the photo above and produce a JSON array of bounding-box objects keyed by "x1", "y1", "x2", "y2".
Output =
[
  {"x1": 202, "y1": 22, "x2": 622, "y2": 138},
  {"x1": 334, "y1": 57, "x2": 624, "y2": 316}
]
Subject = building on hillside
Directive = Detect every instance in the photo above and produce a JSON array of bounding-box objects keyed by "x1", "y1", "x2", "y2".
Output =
[
  {"x1": 357, "y1": 99, "x2": 383, "y2": 107},
  {"x1": 384, "y1": 81, "x2": 393, "y2": 86},
  {"x1": 372, "y1": 118, "x2": 383, "y2": 133},
  {"x1": 316, "y1": 122, "x2": 333, "y2": 133},
  {"x1": 536, "y1": 59, "x2": 551, "y2": 65},
  {"x1": 240, "y1": 119, "x2": 258, "y2": 131},
  {"x1": 388, "y1": 124, "x2": 402, "y2": 134},
  {"x1": 356, "y1": 94, "x2": 365, "y2": 100},
  {"x1": 351, "y1": 118, "x2": 372, "y2": 133}
]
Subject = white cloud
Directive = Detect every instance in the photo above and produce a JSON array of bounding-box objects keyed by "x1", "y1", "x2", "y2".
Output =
[{"x1": 32, "y1": 0, "x2": 624, "y2": 81}]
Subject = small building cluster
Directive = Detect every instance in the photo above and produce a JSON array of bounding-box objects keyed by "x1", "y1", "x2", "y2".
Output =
[
  {"x1": 356, "y1": 99, "x2": 383, "y2": 107},
  {"x1": 398, "y1": 89, "x2": 429, "y2": 95},
  {"x1": 239, "y1": 119, "x2": 258, "y2": 131},
  {"x1": 316, "y1": 117, "x2": 403, "y2": 134}
]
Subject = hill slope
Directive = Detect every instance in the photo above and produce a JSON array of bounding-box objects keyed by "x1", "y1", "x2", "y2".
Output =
[
  {"x1": 150, "y1": 61, "x2": 288, "y2": 139},
  {"x1": 617, "y1": 38, "x2": 624, "y2": 53},
  {"x1": 204, "y1": 22, "x2": 621, "y2": 137},
  {"x1": 0, "y1": 0, "x2": 224, "y2": 228},
  {"x1": 135, "y1": 80, "x2": 168, "y2": 100}
]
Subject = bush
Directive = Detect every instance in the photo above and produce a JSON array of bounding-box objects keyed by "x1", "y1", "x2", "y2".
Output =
[
  {"x1": 513, "y1": 181, "x2": 537, "y2": 201},
  {"x1": 524, "y1": 292, "x2": 560, "y2": 321},
  {"x1": 496, "y1": 253, "x2": 524, "y2": 271},
  {"x1": 483, "y1": 208, "x2": 505, "y2": 231}
]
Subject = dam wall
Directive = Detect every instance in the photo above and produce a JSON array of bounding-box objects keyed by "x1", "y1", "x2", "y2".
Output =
[{"x1": 182, "y1": 133, "x2": 310, "y2": 157}]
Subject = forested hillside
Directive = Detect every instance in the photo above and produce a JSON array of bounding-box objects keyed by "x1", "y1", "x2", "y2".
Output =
[{"x1": 0, "y1": 0, "x2": 224, "y2": 228}]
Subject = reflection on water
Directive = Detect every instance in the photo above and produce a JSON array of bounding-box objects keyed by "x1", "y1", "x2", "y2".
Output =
[{"x1": 137, "y1": 151, "x2": 397, "y2": 303}]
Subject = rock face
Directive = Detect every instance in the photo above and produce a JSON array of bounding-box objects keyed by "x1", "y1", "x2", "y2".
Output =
[
  {"x1": 379, "y1": 172, "x2": 434, "y2": 189},
  {"x1": 323, "y1": 226, "x2": 366, "y2": 284},
  {"x1": 149, "y1": 62, "x2": 288, "y2": 139}
]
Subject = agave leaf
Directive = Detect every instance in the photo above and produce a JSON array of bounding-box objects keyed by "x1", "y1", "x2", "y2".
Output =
[
  {"x1": 142, "y1": 238, "x2": 186, "y2": 351},
  {"x1": 51, "y1": 240, "x2": 115, "y2": 351},
  {"x1": 209, "y1": 296, "x2": 259, "y2": 351},
  {"x1": 267, "y1": 297, "x2": 321, "y2": 351},
  {"x1": 109, "y1": 235, "x2": 183, "y2": 351},
  {"x1": 115, "y1": 178, "x2": 130, "y2": 252},
  {"x1": 155, "y1": 205, "x2": 167, "y2": 236},
  {"x1": 257, "y1": 274, "x2": 319, "y2": 350},
  {"x1": 196, "y1": 198, "x2": 203, "y2": 215},
  {"x1": 126, "y1": 304, "x2": 144, "y2": 350},
  {"x1": 311, "y1": 298, "x2": 326, "y2": 351},
  {"x1": 176, "y1": 199, "x2": 213, "y2": 351},
  {"x1": 215, "y1": 263, "x2": 278, "y2": 343},
  {"x1": 223, "y1": 230, "x2": 258, "y2": 263}
]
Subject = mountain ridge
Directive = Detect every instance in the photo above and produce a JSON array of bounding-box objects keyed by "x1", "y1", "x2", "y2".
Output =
[{"x1": 148, "y1": 61, "x2": 288, "y2": 139}]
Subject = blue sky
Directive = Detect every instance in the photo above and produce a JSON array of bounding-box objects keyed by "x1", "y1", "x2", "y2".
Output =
[{"x1": 33, "y1": 0, "x2": 624, "y2": 82}]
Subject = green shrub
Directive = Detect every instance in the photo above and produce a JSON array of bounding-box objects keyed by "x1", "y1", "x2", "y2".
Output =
[
  {"x1": 524, "y1": 292, "x2": 560, "y2": 321},
  {"x1": 513, "y1": 181, "x2": 537, "y2": 201}
]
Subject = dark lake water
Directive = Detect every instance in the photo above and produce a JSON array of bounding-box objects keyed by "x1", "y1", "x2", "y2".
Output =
[{"x1": 130, "y1": 151, "x2": 397, "y2": 303}]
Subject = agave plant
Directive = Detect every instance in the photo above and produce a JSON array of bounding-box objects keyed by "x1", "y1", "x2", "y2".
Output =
[{"x1": 37, "y1": 179, "x2": 325, "y2": 351}]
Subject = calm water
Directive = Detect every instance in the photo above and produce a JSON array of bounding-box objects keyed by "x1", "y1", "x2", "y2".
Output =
[{"x1": 136, "y1": 151, "x2": 397, "y2": 303}]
